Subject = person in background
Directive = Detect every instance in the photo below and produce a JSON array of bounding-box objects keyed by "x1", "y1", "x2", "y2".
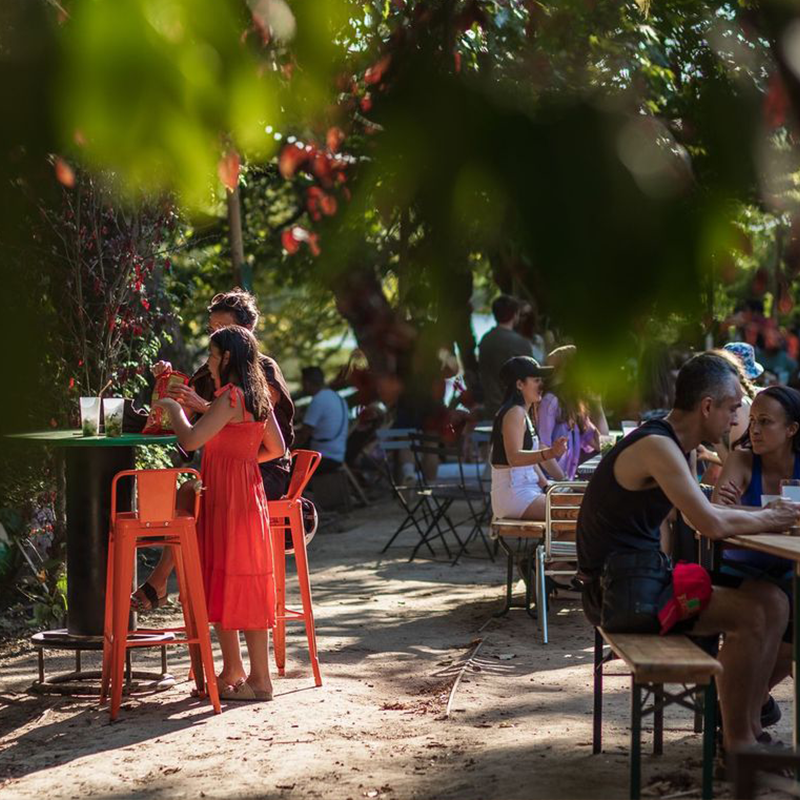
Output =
[
  {"x1": 478, "y1": 295, "x2": 534, "y2": 419},
  {"x1": 712, "y1": 385, "x2": 800, "y2": 732},
  {"x1": 155, "y1": 325, "x2": 284, "y2": 701},
  {"x1": 294, "y1": 366, "x2": 349, "y2": 474},
  {"x1": 577, "y1": 352, "x2": 800, "y2": 753},
  {"x1": 490, "y1": 356, "x2": 567, "y2": 519},
  {"x1": 537, "y1": 346, "x2": 600, "y2": 481},
  {"x1": 132, "y1": 288, "x2": 294, "y2": 612}
]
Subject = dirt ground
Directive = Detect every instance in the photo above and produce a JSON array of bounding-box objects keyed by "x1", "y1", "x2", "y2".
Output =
[{"x1": 0, "y1": 498, "x2": 793, "y2": 799}]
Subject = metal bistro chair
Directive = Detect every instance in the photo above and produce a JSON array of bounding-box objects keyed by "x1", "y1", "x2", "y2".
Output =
[
  {"x1": 533, "y1": 480, "x2": 588, "y2": 644},
  {"x1": 100, "y1": 468, "x2": 221, "y2": 720},
  {"x1": 377, "y1": 428, "x2": 441, "y2": 558},
  {"x1": 270, "y1": 450, "x2": 323, "y2": 687},
  {"x1": 408, "y1": 432, "x2": 492, "y2": 563}
]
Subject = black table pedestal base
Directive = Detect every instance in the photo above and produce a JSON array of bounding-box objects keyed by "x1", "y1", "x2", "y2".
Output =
[{"x1": 30, "y1": 629, "x2": 176, "y2": 696}]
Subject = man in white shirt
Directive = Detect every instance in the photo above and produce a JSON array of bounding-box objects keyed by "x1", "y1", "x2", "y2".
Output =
[{"x1": 295, "y1": 366, "x2": 349, "y2": 474}]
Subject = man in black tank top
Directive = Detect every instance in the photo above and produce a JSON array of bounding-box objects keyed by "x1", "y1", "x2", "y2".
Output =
[{"x1": 577, "y1": 353, "x2": 800, "y2": 752}]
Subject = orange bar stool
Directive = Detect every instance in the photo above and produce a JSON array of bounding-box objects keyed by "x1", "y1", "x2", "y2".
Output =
[
  {"x1": 100, "y1": 468, "x2": 221, "y2": 720},
  {"x1": 270, "y1": 450, "x2": 323, "y2": 686}
]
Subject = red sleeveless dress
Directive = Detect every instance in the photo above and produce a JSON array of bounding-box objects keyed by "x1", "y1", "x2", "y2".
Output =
[{"x1": 198, "y1": 384, "x2": 275, "y2": 630}]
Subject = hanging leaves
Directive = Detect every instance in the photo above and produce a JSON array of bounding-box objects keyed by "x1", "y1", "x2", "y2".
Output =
[{"x1": 218, "y1": 149, "x2": 241, "y2": 192}]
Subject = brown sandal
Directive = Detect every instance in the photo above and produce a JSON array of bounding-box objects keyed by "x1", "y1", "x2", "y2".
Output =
[
  {"x1": 131, "y1": 581, "x2": 168, "y2": 612},
  {"x1": 219, "y1": 680, "x2": 273, "y2": 702}
]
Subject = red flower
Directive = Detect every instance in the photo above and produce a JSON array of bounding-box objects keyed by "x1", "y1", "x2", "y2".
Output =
[
  {"x1": 360, "y1": 95, "x2": 373, "y2": 113},
  {"x1": 68, "y1": 377, "x2": 75, "y2": 389},
  {"x1": 281, "y1": 228, "x2": 300, "y2": 254}
]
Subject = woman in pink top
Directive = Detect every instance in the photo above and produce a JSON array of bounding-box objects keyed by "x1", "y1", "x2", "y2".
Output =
[{"x1": 537, "y1": 347, "x2": 600, "y2": 480}]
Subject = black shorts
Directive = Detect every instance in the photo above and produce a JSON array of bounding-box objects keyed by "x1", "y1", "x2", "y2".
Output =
[
  {"x1": 261, "y1": 463, "x2": 291, "y2": 501},
  {"x1": 581, "y1": 579, "x2": 699, "y2": 635}
]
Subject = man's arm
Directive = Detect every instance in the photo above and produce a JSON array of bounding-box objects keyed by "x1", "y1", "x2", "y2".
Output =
[{"x1": 640, "y1": 436, "x2": 799, "y2": 539}]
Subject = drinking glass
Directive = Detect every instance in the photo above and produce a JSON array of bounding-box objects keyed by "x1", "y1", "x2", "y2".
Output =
[
  {"x1": 103, "y1": 398, "x2": 125, "y2": 438},
  {"x1": 621, "y1": 420, "x2": 638, "y2": 438},
  {"x1": 79, "y1": 397, "x2": 101, "y2": 437},
  {"x1": 780, "y1": 478, "x2": 800, "y2": 503}
]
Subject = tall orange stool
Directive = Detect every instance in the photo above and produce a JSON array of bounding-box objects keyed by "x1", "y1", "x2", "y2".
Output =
[
  {"x1": 270, "y1": 450, "x2": 322, "y2": 686},
  {"x1": 100, "y1": 468, "x2": 221, "y2": 720}
]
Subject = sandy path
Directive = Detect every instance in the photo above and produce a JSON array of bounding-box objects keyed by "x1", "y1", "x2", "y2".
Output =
[{"x1": 0, "y1": 499, "x2": 791, "y2": 799}]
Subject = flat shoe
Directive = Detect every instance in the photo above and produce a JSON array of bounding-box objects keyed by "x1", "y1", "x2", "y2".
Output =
[
  {"x1": 219, "y1": 680, "x2": 273, "y2": 702},
  {"x1": 131, "y1": 581, "x2": 168, "y2": 612}
]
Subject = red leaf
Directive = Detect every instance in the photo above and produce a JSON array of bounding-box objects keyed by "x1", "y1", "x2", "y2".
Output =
[
  {"x1": 279, "y1": 143, "x2": 309, "y2": 178},
  {"x1": 218, "y1": 150, "x2": 240, "y2": 191},
  {"x1": 764, "y1": 74, "x2": 789, "y2": 129},
  {"x1": 307, "y1": 232, "x2": 321, "y2": 257},
  {"x1": 326, "y1": 126, "x2": 346, "y2": 152},
  {"x1": 320, "y1": 194, "x2": 338, "y2": 216},
  {"x1": 310, "y1": 152, "x2": 334, "y2": 186},
  {"x1": 365, "y1": 54, "x2": 391, "y2": 85},
  {"x1": 54, "y1": 157, "x2": 75, "y2": 188}
]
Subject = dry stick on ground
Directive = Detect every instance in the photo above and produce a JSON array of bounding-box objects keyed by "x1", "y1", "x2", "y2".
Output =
[{"x1": 444, "y1": 638, "x2": 487, "y2": 719}]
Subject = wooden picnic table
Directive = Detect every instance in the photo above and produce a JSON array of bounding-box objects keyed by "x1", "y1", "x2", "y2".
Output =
[
  {"x1": 727, "y1": 533, "x2": 800, "y2": 756},
  {"x1": 7, "y1": 430, "x2": 176, "y2": 640}
]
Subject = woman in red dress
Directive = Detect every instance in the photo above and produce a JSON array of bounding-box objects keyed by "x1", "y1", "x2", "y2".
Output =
[{"x1": 156, "y1": 325, "x2": 285, "y2": 701}]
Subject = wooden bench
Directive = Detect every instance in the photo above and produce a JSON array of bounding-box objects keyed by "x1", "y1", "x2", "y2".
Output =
[
  {"x1": 593, "y1": 627, "x2": 722, "y2": 800},
  {"x1": 491, "y1": 518, "x2": 547, "y2": 618},
  {"x1": 491, "y1": 482, "x2": 585, "y2": 634}
]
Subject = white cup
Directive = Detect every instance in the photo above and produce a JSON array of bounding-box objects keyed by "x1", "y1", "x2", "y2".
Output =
[
  {"x1": 103, "y1": 398, "x2": 125, "y2": 438},
  {"x1": 79, "y1": 397, "x2": 101, "y2": 437}
]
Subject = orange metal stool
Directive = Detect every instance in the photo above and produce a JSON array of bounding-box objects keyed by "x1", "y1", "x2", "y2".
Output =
[
  {"x1": 100, "y1": 468, "x2": 221, "y2": 720},
  {"x1": 270, "y1": 450, "x2": 323, "y2": 686}
]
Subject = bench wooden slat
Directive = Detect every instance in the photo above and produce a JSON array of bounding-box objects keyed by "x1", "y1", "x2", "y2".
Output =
[
  {"x1": 491, "y1": 518, "x2": 546, "y2": 539},
  {"x1": 599, "y1": 628, "x2": 722, "y2": 685}
]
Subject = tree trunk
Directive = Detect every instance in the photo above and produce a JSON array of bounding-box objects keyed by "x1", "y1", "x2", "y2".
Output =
[{"x1": 227, "y1": 186, "x2": 247, "y2": 288}]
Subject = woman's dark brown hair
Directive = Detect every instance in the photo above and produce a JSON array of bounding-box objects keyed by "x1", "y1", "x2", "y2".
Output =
[
  {"x1": 210, "y1": 325, "x2": 271, "y2": 421},
  {"x1": 734, "y1": 385, "x2": 800, "y2": 453},
  {"x1": 208, "y1": 288, "x2": 259, "y2": 329}
]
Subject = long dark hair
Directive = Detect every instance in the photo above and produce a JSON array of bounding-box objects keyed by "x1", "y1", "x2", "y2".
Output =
[
  {"x1": 735, "y1": 385, "x2": 800, "y2": 453},
  {"x1": 544, "y1": 351, "x2": 587, "y2": 432},
  {"x1": 210, "y1": 325, "x2": 271, "y2": 421}
]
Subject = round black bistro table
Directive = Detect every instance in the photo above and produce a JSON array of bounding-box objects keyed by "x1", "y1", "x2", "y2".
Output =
[{"x1": 9, "y1": 430, "x2": 176, "y2": 638}]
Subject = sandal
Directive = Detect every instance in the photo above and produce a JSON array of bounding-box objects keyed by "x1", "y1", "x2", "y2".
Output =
[
  {"x1": 131, "y1": 581, "x2": 168, "y2": 612},
  {"x1": 219, "y1": 680, "x2": 273, "y2": 702}
]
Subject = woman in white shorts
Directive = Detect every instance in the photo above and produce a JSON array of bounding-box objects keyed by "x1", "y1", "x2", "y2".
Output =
[{"x1": 491, "y1": 356, "x2": 568, "y2": 519}]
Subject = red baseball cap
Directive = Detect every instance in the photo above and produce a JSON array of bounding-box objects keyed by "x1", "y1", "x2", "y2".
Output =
[{"x1": 657, "y1": 562, "x2": 712, "y2": 635}]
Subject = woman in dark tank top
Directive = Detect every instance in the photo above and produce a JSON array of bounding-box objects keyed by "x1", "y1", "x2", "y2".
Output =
[{"x1": 490, "y1": 356, "x2": 567, "y2": 519}]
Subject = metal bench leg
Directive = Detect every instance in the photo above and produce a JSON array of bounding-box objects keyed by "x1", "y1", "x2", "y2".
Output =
[
  {"x1": 631, "y1": 681, "x2": 642, "y2": 800},
  {"x1": 702, "y1": 680, "x2": 717, "y2": 800},
  {"x1": 535, "y1": 544, "x2": 548, "y2": 644},
  {"x1": 653, "y1": 684, "x2": 664, "y2": 756},
  {"x1": 694, "y1": 688, "x2": 703, "y2": 733},
  {"x1": 593, "y1": 628, "x2": 603, "y2": 754},
  {"x1": 494, "y1": 547, "x2": 515, "y2": 617}
]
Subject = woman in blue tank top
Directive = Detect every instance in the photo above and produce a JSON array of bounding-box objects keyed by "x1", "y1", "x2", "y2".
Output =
[
  {"x1": 714, "y1": 386, "x2": 800, "y2": 578},
  {"x1": 712, "y1": 385, "x2": 800, "y2": 718}
]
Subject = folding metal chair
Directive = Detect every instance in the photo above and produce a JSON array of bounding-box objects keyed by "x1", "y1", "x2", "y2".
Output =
[
  {"x1": 533, "y1": 480, "x2": 588, "y2": 643},
  {"x1": 408, "y1": 433, "x2": 492, "y2": 563},
  {"x1": 376, "y1": 428, "x2": 438, "y2": 556}
]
